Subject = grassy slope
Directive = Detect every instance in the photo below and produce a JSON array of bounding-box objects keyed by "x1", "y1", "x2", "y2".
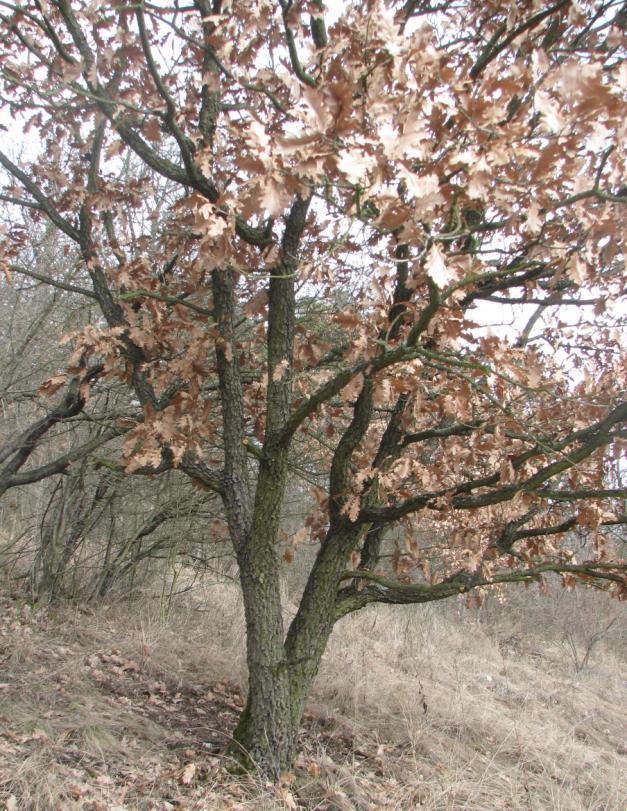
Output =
[{"x1": 0, "y1": 584, "x2": 624, "y2": 810}]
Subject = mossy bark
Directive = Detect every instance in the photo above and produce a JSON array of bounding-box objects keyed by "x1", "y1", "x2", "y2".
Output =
[
  {"x1": 229, "y1": 526, "x2": 361, "y2": 777},
  {"x1": 229, "y1": 623, "x2": 333, "y2": 778}
]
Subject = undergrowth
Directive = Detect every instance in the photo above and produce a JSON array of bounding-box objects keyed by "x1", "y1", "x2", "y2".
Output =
[{"x1": 0, "y1": 582, "x2": 624, "y2": 810}]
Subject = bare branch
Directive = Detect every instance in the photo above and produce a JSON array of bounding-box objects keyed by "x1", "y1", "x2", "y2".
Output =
[
  {"x1": 9, "y1": 264, "x2": 98, "y2": 299},
  {"x1": 0, "y1": 150, "x2": 81, "y2": 242}
]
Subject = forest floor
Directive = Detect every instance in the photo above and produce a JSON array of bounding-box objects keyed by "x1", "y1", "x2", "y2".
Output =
[{"x1": 0, "y1": 583, "x2": 625, "y2": 810}]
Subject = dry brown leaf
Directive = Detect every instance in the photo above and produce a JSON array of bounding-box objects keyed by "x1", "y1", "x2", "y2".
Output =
[{"x1": 180, "y1": 762, "x2": 196, "y2": 785}]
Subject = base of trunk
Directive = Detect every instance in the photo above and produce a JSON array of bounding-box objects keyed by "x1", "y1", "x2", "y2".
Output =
[{"x1": 227, "y1": 691, "x2": 299, "y2": 779}]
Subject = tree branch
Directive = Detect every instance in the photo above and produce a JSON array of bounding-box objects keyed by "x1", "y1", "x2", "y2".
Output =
[
  {"x1": 266, "y1": 194, "x2": 311, "y2": 442},
  {"x1": 9, "y1": 264, "x2": 98, "y2": 299},
  {"x1": 212, "y1": 266, "x2": 252, "y2": 542},
  {"x1": 278, "y1": 0, "x2": 317, "y2": 87},
  {"x1": 0, "y1": 150, "x2": 81, "y2": 242},
  {"x1": 0, "y1": 367, "x2": 131, "y2": 497},
  {"x1": 336, "y1": 561, "x2": 627, "y2": 617},
  {"x1": 360, "y1": 402, "x2": 627, "y2": 523},
  {"x1": 469, "y1": 1, "x2": 570, "y2": 79}
]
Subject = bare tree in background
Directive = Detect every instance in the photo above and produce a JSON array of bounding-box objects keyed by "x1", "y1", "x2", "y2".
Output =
[{"x1": 0, "y1": 220, "x2": 225, "y2": 599}]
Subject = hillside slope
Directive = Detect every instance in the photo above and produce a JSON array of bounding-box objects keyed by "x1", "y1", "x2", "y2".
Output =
[{"x1": 0, "y1": 586, "x2": 624, "y2": 810}]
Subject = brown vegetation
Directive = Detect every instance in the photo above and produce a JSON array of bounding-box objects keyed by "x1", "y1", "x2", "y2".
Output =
[{"x1": 0, "y1": 582, "x2": 624, "y2": 810}]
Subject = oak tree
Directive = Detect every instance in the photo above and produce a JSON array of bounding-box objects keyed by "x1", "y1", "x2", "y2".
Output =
[{"x1": 0, "y1": 0, "x2": 626, "y2": 778}]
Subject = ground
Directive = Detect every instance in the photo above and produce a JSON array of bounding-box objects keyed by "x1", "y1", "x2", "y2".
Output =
[{"x1": 0, "y1": 584, "x2": 624, "y2": 810}]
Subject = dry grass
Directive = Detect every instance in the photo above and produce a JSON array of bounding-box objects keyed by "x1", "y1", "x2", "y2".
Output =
[
  {"x1": 316, "y1": 600, "x2": 625, "y2": 810},
  {"x1": 0, "y1": 581, "x2": 624, "y2": 810}
]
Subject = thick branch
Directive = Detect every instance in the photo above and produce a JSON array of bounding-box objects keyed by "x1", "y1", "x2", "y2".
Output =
[
  {"x1": 212, "y1": 267, "x2": 252, "y2": 542},
  {"x1": 309, "y1": 0, "x2": 328, "y2": 49},
  {"x1": 278, "y1": 342, "x2": 439, "y2": 445},
  {"x1": 136, "y1": 3, "x2": 204, "y2": 186},
  {"x1": 279, "y1": 0, "x2": 317, "y2": 87},
  {"x1": 0, "y1": 365, "x2": 102, "y2": 480},
  {"x1": 497, "y1": 514, "x2": 627, "y2": 554},
  {"x1": 265, "y1": 195, "x2": 310, "y2": 442},
  {"x1": 4, "y1": 428, "x2": 120, "y2": 492},
  {"x1": 179, "y1": 452, "x2": 224, "y2": 496},
  {"x1": 469, "y1": 1, "x2": 570, "y2": 79},
  {"x1": 336, "y1": 561, "x2": 626, "y2": 617}
]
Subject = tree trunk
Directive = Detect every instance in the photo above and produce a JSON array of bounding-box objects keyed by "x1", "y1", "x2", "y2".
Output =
[
  {"x1": 229, "y1": 551, "x2": 292, "y2": 776},
  {"x1": 230, "y1": 662, "x2": 296, "y2": 777},
  {"x1": 217, "y1": 201, "x2": 314, "y2": 778},
  {"x1": 228, "y1": 450, "x2": 297, "y2": 777},
  {"x1": 229, "y1": 525, "x2": 359, "y2": 778},
  {"x1": 230, "y1": 626, "x2": 329, "y2": 779},
  {"x1": 227, "y1": 500, "x2": 339, "y2": 777}
]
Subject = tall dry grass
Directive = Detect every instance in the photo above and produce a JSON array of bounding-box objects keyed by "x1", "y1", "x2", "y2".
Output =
[
  {"x1": 0, "y1": 577, "x2": 624, "y2": 809},
  {"x1": 316, "y1": 595, "x2": 625, "y2": 810}
]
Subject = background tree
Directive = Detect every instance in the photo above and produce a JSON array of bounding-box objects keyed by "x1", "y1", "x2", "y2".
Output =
[
  {"x1": 0, "y1": 0, "x2": 625, "y2": 778},
  {"x1": 0, "y1": 215, "x2": 227, "y2": 601}
]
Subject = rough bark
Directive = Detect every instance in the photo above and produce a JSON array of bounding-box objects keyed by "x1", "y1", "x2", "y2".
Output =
[{"x1": 227, "y1": 196, "x2": 312, "y2": 776}]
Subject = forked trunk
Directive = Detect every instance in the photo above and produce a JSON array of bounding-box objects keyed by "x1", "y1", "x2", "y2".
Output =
[
  {"x1": 230, "y1": 663, "x2": 295, "y2": 776},
  {"x1": 227, "y1": 550, "x2": 293, "y2": 776},
  {"x1": 229, "y1": 527, "x2": 355, "y2": 778},
  {"x1": 227, "y1": 540, "x2": 332, "y2": 777},
  {"x1": 229, "y1": 638, "x2": 328, "y2": 778}
]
